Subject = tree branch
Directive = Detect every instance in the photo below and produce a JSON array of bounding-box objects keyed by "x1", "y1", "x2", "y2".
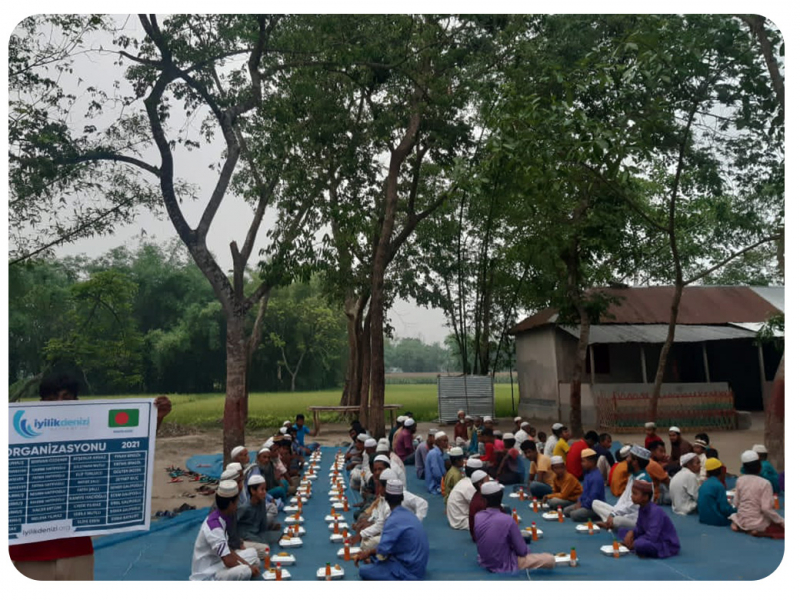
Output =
[{"x1": 684, "y1": 235, "x2": 780, "y2": 285}]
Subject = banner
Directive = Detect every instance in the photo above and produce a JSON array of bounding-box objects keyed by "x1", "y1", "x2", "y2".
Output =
[{"x1": 8, "y1": 399, "x2": 157, "y2": 545}]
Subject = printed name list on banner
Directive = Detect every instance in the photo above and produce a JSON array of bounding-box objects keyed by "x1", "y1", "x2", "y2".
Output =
[{"x1": 8, "y1": 399, "x2": 157, "y2": 545}]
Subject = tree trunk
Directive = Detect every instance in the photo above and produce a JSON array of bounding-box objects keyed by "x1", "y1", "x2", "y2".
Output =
[
  {"x1": 765, "y1": 353, "x2": 784, "y2": 471},
  {"x1": 368, "y1": 291, "x2": 387, "y2": 439},
  {"x1": 569, "y1": 305, "x2": 590, "y2": 438},
  {"x1": 341, "y1": 296, "x2": 364, "y2": 406},
  {"x1": 359, "y1": 309, "x2": 372, "y2": 426},
  {"x1": 649, "y1": 283, "x2": 684, "y2": 422},
  {"x1": 223, "y1": 315, "x2": 248, "y2": 461}
]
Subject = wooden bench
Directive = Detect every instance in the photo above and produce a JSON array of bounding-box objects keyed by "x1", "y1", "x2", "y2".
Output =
[{"x1": 308, "y1": 404, "x2": 404, "y2": 434}]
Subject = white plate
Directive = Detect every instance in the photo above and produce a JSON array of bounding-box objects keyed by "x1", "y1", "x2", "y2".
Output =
[
  {"x1": 304, "y1": 475, "x2": 318, "y2": 480},
  {"x1": 328, "y1": 522, "x2": 350, "y2": 531},
  {"x1": 554, "y1": 555, "x2": 579, "y2": 567},
  {"x1": 331, "y1": 502, "x2": 344, "y2": 510},
  {"x1": 278, "y1": 537, "x2": 303, "y2": 548},
  {"x1": 337, "y1": 547, "x2": 361, "y2": 558},
  {"x1": 283, "y1": 506, "x2": 299, "y2": 513},
  {"x1": 541, "y1": 511, "x2": 560, "y2": 521},
  {"x1": 316, "y1": 567, "x2": 345, "y2": 579},
  {"x1": 600, "y1": 544, "x2": 630, "y2": 556},
  {"x1": 262, "y1": 569, "x2": 291, "y2": 580},
  {"x1": 330, "y1": 534, "x2": 352, "y2": 543},
  {"x1": 325, "y1": 514, "x2": 346, "y2": 522},
  {"x1": 330, "y1": 497, "x2": 345, "y2": 504},
  {"x1": 284, "y1": 515, "x2": 305, "y2": 524},
  {"x1": 520, "y1": 527, "x2": 544, "y2": 539},
  {"x1": 283, "y1": 526, "x2": 306, "y2": 536},
  {"x1": 509, "y1": 492, "x2": 524, "y2": 499},
  {"x1": 575, "y1": 524, "x2": 600, "y2": 534},
  {"x1": 329, "y1": 490, "x2": 344, "y2": 497},
  {"x1": 269, "y1": 553, "x2": 296, "y2": 565}
]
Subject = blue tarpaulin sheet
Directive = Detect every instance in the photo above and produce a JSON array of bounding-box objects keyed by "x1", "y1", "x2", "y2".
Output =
[{"x1": 95, "y1": 446, "x2": 784, "y2": 581}]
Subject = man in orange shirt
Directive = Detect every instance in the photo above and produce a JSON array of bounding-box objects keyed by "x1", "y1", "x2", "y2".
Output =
[
  {"x1": 609, "y1": 445, "x2": 632, "y2": 496},
  {"x1": 543, "y1": 456, "x2": 583, "y2": 509},
  {"x1": 646, "y1": 441, "x2": 672, "y2": 505},
  {"x1": 566, "y1": 430, "x2": 598, "y2": 481}
]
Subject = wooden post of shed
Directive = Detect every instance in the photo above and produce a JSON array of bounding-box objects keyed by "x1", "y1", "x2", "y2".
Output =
[
  {"x1": 589, "y1": 345, "x2": 596, "y2": 385},
  {"x1": 702, "y1": 342, "x2": 711, "y2": 383},
  {"x1": 640, "y1": 345, "x2": 648, "y2": 384},
  {"x1": 757, "y1": 342, "x2": 767, "y2": 389}
]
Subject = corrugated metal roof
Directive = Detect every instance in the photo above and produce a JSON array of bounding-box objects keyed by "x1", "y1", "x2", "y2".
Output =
[
  {"x1": 558, "y1": 324, "x2": 759, "y2": 345},
  {"x1": 510, "y1": 286, "x2": 783, "y2": 335},
  {"x1": 750, "y1": 286, "x2": 784, "y2": 312},
  {"x1": 728, "y1": 322, "x2": 784, "y2": 337}
]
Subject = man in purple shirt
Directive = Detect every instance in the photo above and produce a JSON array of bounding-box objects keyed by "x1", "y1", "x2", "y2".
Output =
[
  {"x1": 474, "y1": 480, "x2": 555, "y2": 573},
  {"x1": 617, "y1": 476, "x2": 681, "y2": 558},
  {"x1": 564, "y1": 448, "x2": 605, "y2": 522},
  {"x1": 395, "y1": 418, "x2": 416, "y2": 465}
]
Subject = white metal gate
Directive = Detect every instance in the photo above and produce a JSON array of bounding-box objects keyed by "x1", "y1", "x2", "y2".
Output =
[{"x1": 437, "y1": 375, "x2": 494, "y2": 424}]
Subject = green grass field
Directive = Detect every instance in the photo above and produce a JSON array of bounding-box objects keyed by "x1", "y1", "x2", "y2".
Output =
[{"x1": 27, "y1": 383, "x2": 520, "y2": 429}]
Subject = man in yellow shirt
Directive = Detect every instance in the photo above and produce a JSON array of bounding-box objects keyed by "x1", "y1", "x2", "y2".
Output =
[
  {"x1": 543, "y1": 456, "x2": 583, "y2": 509},
  {"x1": 552, "y1": 426, "x2": 571, "y2": 460},
  {"x1": 521, "y1": 440, "x2": 554, "y2": 499}
]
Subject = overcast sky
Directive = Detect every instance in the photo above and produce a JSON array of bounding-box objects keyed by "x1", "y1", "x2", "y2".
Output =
[{"x1": 14, "y1": 14, "x2": 452, "y2": 344}]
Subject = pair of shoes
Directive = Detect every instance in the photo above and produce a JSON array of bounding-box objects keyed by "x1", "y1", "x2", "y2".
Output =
[
  {"x1": 176, "y1": 503, "x2": 196, "y2": 513},
  {"x1": 169, "y1": 477, "x2": 183, "y2": 483}
]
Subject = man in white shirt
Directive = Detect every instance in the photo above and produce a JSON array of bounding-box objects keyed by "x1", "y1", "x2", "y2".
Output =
[
  {"x1": 670, "y1": 453, "x2": 702, "y2": 515},
  {"x1": 544, "y1": 423, "x2": 562, "y2": 457},
  {"x1": 446, "y1": 457, "x2": 482, "y2": 529},
  {"x1": 514, "y1": 423, "x2": 531, "y2": 450},
  {"x1": 190, "y1": 480, "x2": 259, "y2": 581},
  {"x1": 593, "y1": 445, "x2": 651, "y2": 531}
]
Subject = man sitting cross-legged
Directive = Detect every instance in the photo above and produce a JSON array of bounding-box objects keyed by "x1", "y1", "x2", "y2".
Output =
[{"x1": 617, "y1": 474, "x2": 681, "y2": 559}]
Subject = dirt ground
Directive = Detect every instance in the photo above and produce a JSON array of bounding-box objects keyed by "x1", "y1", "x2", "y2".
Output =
[{"x1": 150, "y1": 414, "x2": 769, "y2": 514}]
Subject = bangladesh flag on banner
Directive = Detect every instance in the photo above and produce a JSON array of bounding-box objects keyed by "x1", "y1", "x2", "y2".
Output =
[{"x1": 108, "y1": 409, "x2": 139, "y2": 427}]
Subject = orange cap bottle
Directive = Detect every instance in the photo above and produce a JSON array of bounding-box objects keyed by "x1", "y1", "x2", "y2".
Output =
[{"x1": 531, "y1": 521, "x2": 538, "y2": 541}]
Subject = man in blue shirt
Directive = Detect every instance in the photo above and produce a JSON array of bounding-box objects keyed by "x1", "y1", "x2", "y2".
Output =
[
  {"x1": 356, "y1": 479, "x2": 429, "y2": 580},
  {"x1": 698, "y1": 457, "x2": 737, "y2": 526},
  {"x1": 564, "y1": 448, "x2": 605, "y2": 522},
  {"x1": 425, "y1": 431, "x2": 448, "y2": 494},
  {"x1": 293, "y1": 414, "x2": 319, "y2": 454}
]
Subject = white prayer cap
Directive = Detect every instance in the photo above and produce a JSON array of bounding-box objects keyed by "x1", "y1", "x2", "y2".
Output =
[
  {"x1": 378, "y1": 437, "x2": 389, "y2": 445},
  {"x1": 230, "y1": 446, "x2": 246, "y2": 459},
  {"x1": 428, "y1": 429, "x2": 438, "y2": 436},
  {"x1": 217, "y1": 480, "x2": 239, "y2": 498},
  {"x1": 484, "y1": 416, "x2": 493, "y2": 422},
  {"x1": 263, "y1": 439, "x2": 274, "y2": 449},
  {"x1": 435, "y1": 431, "x2": 447, "y2": 440},
  {"x1": 470, "y1": 469, "x2": 488, "y2": 484},
  {"x1": 220, "y1": 469, "x2": 239, "y2": 481},
  {"x1": 741, "y1": 450, "x2": 759, "y2": 463},
  {"x1": 449, "y1": 447, "x2": 464, "y2": 457},
  {"x1": 645, "y1": 422, "x2": 656, "y2": 429},
  {"x1": 283, "y1": 435, "x2": 292, "y2": 441},
  {"x1": 680, "y1": 452, "x2": 696, "y2": 467},
  {"x1": 404, "y1": 418, "x2": 415, "y2": 427},
  {"x1": 283, "y1": 420, "x2": 291, "y2": 426},
  {"x1": 365, "y1": 438, "x2": 377, "y2": 448},
  {"x1": 669, "y1": 426, "x2": 681, "y2": 433},
  {"x1": 248, "y1": 474, "x2": 266, "y2": 486},
  {"x1": 455, "y1": 437, "x2": 466, "y2": 445},
  {"x1": 494, "y1": 431, "x2": 503, "y2": 438},
  {"x1": 465, "y1": 415, "x2": 474, "y2": 421},
  {"x1": 521, "y1": 422, "x2": 530, "y2": 428},
  {"x1": 618, "y1": 445, "x2": 632, "y2": 458},
  {"x1": 550, "y1": 455, "x2": 565, "y2": 465},
  {"x1": 514, "y1": 416, "x2": 522, "y2": 422},
  {"x1": 481, "y1": 480, "x2": 504, "y2": 495},
  {"x1": 376, "y1": 441, "x2": 390, "y2": 453},
  {"x1": 552, "y1": 422, "x2": 564, "y2": 430},
  {"x1": 397, "y1": 415, "x2": 407, "y2": 423},
  {"x1": 225, "y1": 462, "x2": 243, "y2": 473},
  {"x1": 752, "y1": 444, "x2": 768, "y2": 454},
  {"x1": 502, "y1": 433, "x2": 514, "y2": 441},
  {"x1": 373, "y1": 454, "x2": 391, "y2": 465},
  {"x1": 379, "y1": 469, "x2": 394, "y2": 482},
  {"x1": 357, "y1": 433, "x2": 369, "y2": 442},
  {"x1": 279, "y1": 427, "x2": 288, "y2": 434},
  {"x1": 385, "y1": 479, "x2": 404, "y2": 495},
  {"x1": 257, "y1": 447, "x2": 271, "y2": 456},
  {"x1": 466, "y1": 458, "x2": 483, "y2": 469},
  {"x1": 631, "y1": 445, "x2": 651, "y2": 460}
]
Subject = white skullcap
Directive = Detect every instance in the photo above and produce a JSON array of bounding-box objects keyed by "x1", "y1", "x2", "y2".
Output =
[
  {"x1": 465, "y1": 415, "x2": 474, "y2": 421},
  {"x1": 429, "y1": 429, "x2": 438, "y2": 436},
  {"x1": 378, "y1": 437, "x2": 389, "y2": 444},
  {"x1": 470, "y1": 469, "x2": 488, "y2": 483},
  {"x1": 230, "y1": 446, "x2": 246, "y2": 459},
  {"x1": 631, "y1": 445, "x2": 651, "y2": 460},
  {"x1": 220, "y1": 469, "x2": 239, "y2": 481},
  {"x1": 373, "y1": 454, "x2": 391, "y2": 465},
  {"x1": 645, "y1": 422, "x2": 656, "y2": 429},
  {"x1": 552, "y1": 423, "x2": 564, "y2": 430},
  {"x1": 514, "y1": 416, "x2": 522, "y2": 422},
  {"x1": 397, "y1": 415, "x2": 407, "y2": 422},
  {"x1": 619, "y1": 445, "x2": 632, "y2": 458},
  {"x1": 263, "y1": 439, "x2": 274, "y2": 449},
  {"x1": 466, "y1": 457, "x2": 483, "y2": 469},
  {"x1": 521, "y1": 422, "x2": 530, "y2": 428},
  {"x1": 257, "y1": 447, "x2": 271, "y2": 455},
  {"x1": 225, "y1": 462, "x2": 243, "y2": 473},
  {"x1": 357, "y1": 433, "x2": 368, "y2": 442},
  {"x1": 385, "y1": 479, "x2": 404, "y2": 495},
  {"x1": 435, "y1": 431, "x2": 447, "y2": 440},
  {"x1": 217, "y1": 480, "x2": 239, "y2": 498},
  {"x1": 494, "y1": 431, "x2": 503, "y2": 438},
  {"x1": 365, "y1": 438, "x2": 377, "y2": 448},
  {"x1": 283, "y1": 435, "x2": 292, "y2": 441},
  {"x1": 669, "y1": 426, "x2": 681, "y2": 433},
  {"x1": 741, "y1": 450, "x2": 759, "y2": 463},
  {"x1": 379, "y1": 469, "x2": 394, "y2": 482},
  {"x1": 484, "y1": 416, "x2": 493, "y2": 422},
  {"x1": 248, "y1": 474, "x2": 266, "y2": 486},
  {"x1": 449, "y1": 447, "x2": 464, "y2": 457},
  {"x1": 404, "y1": 418, "x2": 415, "y2": 426},
  {"x1": 680, "y1": 452, "x2": 696, "y2": 467},
  {"x1": 481, "y1": 480, "x2": 504, "y2": 495},
  {"x1": 550, "y1": 455, "x2": 564, "y2": 465},
  {"x1": 752, "y1": 444, "x2": 768, "y2": 454},
  {"x1": 279, "y1": 427, "x2": 288, "y2": 434},
  {"x1": 283, "y1": 420, "x2": 291, "y2": 426},
  {"x1": 376, "y1": 442, "x2": 390, "y2": 453},
  {"x1": 502, "y1": 433, "x2": 514, "y2": 440}
]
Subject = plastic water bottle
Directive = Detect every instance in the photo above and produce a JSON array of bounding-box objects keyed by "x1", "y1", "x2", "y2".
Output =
[
  {"x1": 325, "y1": 562, "x2": 332, "y2": 580},
  {"x1": 531, "y1": 521, "x2": 538, "y2": 541},
  {"x1": 264, "y1": 547, "x2": 270, "y2": 569},
  {"x1": 613, "y1": 538, "x2": 620, "y2": 558},
  {"x1": 569, "y1": 547, "x2": 577, "y2": 567}
]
